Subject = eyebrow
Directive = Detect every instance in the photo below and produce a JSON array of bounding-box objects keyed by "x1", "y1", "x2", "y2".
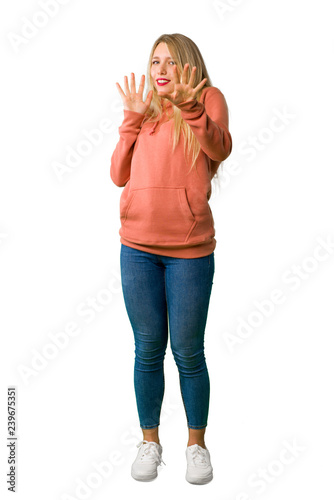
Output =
[{"x1": 152, "y1": 56, "x2": 173, "y2": 60}]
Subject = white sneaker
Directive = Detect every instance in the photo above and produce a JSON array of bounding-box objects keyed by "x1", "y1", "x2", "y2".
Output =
[
  {"x1": 185, "y1": 444, "x2": 213, "y2": 484},
  {"x1": 131, "y1": 440, "x2": 165, "y2": 481}
]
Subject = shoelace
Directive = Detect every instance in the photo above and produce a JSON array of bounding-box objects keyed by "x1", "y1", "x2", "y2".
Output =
[
  {"x1": 137, "y1": 440, "x2": 166, "y2": 466},
  {"x1": 188, "y1": 444, "x2": 208, "y2": 466}
]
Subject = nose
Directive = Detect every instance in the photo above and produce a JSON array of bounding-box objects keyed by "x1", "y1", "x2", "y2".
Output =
[{"x1": 158, "y1": 64, "x2": 167, "y2": 75}]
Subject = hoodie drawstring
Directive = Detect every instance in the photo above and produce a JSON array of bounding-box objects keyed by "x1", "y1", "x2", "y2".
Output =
[{"x1": 149, "y1": 121, "x2": 159, "y2": 135}]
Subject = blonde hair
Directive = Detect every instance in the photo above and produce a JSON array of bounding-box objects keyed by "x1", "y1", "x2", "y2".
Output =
[{"x1": 143, "y1": 33, "x2": 214, "y2": 175}]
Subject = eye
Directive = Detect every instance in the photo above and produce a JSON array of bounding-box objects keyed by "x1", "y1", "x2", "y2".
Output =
[{"x1": 152, "y1": 60, "x2": 175, "y2": 65}]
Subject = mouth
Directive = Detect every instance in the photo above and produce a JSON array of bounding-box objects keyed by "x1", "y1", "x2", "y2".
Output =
[{"x1": 156, "y1": 79, "x2": 170, "y2": 86}]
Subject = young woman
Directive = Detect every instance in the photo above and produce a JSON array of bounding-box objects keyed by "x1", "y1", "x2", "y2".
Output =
[{"x1": 110, "y1": 33, "x2": 232, "y2": 484}]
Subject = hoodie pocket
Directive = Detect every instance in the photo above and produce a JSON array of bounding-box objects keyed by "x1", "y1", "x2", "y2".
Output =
[{"x1": 120, "y1": 186, "x2": 197, "y2": 245}]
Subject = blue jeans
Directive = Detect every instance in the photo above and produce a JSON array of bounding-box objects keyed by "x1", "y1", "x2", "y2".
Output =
[{"x1": 120, "y1": 243, "x2": 215, "y2": 430}]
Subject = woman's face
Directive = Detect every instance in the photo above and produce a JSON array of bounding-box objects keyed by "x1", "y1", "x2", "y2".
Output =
[{"x1": 150, "y1": 42, "x2": 178, "y2": 92}]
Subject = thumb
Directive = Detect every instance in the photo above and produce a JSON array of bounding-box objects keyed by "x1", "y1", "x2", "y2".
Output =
[{"x1": 145, "y1": 90, "x2": 153, "y2": 105}]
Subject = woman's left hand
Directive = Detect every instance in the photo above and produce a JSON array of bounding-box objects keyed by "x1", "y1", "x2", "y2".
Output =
[{"x1": 157, "y1": 63, "x2": 207, "y2": 106}]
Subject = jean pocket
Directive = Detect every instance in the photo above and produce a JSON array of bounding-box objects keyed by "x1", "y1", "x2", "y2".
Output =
[{"x1": 120, "y1": 186, "x2": 197, "y2": 245}]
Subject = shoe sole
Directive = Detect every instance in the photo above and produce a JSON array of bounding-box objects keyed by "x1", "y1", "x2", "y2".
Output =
[
  {"x1": 131, "y1": 469, "x2": 158, "y2": 482},
  {"x1": 186, "y1": 471, "x2": 213, "y2": 485}
]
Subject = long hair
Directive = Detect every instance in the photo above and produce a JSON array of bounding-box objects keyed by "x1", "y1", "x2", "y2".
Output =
[{"x1": 144, "y1": 33, "x2": 215, "y2": 175}]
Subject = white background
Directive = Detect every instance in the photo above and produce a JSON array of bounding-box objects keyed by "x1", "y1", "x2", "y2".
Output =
[{"x1": 1, "y1": 0, "x2": 333, "y2": 498}]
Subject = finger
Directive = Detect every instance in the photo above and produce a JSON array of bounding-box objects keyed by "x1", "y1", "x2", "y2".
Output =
[
  {"x1": 193, "y1": 77, "x2": 207, "y2": 94},
  {"x1": 137, "y1": 74, "x2": 145, "y2": 95},
  {"x1": 115, "y1": 82, "x2": 126, "y2": 99},
  {"x1": 188, "y1": 66, "x2": 197, "y2": 88},
  {"x1": 130, "y1": 72, "x2": 136, "y2": 94},
  {"x1": 145, "y1": 89, "x2": 153, "y2": 106},
  {"x1": 173, "y1": 64, "x2": 180, "y2": 84},
  {"x1": 181, "y1": 63, "x2": 189, "y2": 84},
  {"x1": 124, "y1": 75, "x2": 130, "y2": 95}
]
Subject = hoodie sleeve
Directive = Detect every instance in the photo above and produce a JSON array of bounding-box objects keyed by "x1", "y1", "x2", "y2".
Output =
[
  {"x1": 110, "y1": 110, "x2": 146, "y2": 187},
  {"x1": 176, "y1": 87, "x2": 232, "y2": 162}
]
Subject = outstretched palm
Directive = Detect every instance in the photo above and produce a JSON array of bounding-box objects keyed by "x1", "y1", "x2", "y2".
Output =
[
  {"x1": 116, "y1": 73, "x2": 153, "y2": 115},
  {"x1": 157, "y1": 63, "x2": 207, "y2": 106}
]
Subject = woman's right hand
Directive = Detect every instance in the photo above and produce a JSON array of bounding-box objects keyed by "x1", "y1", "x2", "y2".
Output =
[{"x1": 116, "y1": 73, "x2": 153, "y2": 114}]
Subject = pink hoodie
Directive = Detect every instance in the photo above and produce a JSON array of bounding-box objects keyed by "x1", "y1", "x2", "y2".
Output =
[{"x1": 110, "y1": 86, "x2": 232, "y2": 258}]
